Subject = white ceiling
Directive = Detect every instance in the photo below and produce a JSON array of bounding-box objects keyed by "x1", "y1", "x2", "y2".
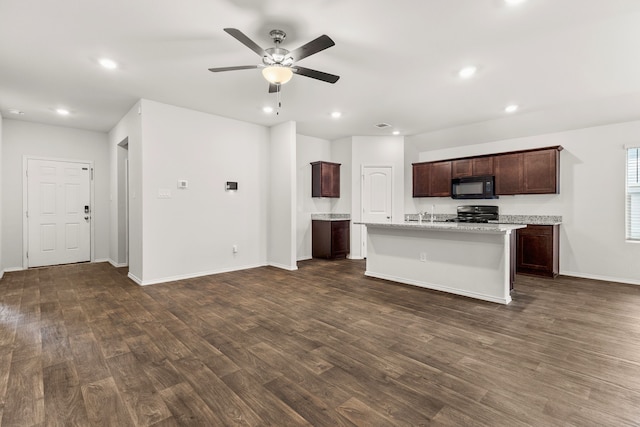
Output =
[{"x1": 2, "y1": 0, "x2": 640, "y2": 144}]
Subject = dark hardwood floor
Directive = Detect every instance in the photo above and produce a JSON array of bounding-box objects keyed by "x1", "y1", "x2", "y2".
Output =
[{"x1": 1, "y1": 259, "x2": 640, "y2": 426}]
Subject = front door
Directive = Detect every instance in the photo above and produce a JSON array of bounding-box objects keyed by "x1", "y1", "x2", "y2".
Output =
[{"x1": 27, "y1": 159, "x2": 91, "y2": 267}]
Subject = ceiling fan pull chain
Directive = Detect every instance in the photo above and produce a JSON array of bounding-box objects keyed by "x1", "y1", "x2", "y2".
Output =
[{"x1": 277, "y1": 85, "x2": 282, "y2": 115}]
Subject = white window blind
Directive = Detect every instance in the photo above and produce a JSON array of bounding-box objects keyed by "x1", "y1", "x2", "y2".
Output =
[{"x1": 627, "y1": 147, "x2": 640, "y2": 240}]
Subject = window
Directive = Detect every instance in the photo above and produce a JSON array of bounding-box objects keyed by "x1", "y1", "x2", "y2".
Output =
[{"x1": 627, "y1": 147, "x2": 640, "y2": 240}]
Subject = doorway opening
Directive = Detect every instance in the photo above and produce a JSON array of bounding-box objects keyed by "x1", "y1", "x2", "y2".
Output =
[{"x1": 117, "y1": 138, "x2": 129, "y2": 267}]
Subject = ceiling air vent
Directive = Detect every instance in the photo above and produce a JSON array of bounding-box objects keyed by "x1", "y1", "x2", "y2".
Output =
[{"x1": 375, "y1": 123, "x2": 391, "y2": 129}]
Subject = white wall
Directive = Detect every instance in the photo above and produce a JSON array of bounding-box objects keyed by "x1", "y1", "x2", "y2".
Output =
[
  {"x1": 350, "y1": 136, "x2": 405, "y2": 259},
  {"x1": 331, "y1": 137, "x2": 353, "y2": 216},
  {"x1": 1, "y1": 120, "x2": 110, "y2": 270},
  {"x1": 109, "y1": 102, "x2": 142, "y2": 278},
  {"x1": 296, "y1": 134, "x2": 332, "y2": 260},
  {"x1": 132, "y1": 100, "x2": 270, "y2": 284},
  {"x1": 0, "y1": 113, "x2": 3, "y2": 278},
  {"x1": 268, "y1": 121, "x2": 297, "y2": 270},
  {"x1": 406, "y1": 120, "x2": 640, "y2": 285}
]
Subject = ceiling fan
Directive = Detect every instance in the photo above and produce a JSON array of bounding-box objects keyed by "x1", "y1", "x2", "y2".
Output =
[{"x1": 208, "y1": 28, "x2": 340, "y2": 93}]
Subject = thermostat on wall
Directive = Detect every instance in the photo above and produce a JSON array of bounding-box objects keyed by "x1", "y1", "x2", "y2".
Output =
[
  {"x1": 226, "y1": 181, "x2": 238, "y2": 191},
  {"x1": 177, "y1": 180, "x2": 188, "y2": 189}
]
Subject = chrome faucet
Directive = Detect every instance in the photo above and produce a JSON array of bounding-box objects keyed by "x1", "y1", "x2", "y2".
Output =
[{"x1": 418, "y1": 205, "x2": 435, "y2": 223}]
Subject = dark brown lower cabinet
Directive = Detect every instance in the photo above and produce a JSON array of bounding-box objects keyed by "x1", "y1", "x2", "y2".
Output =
[
  {"x1": 312, "y1": 220, "x2": 350, "y2": 259},
  {"x1": 516, "y1": 225, "x2": 559, "y2": 277}
]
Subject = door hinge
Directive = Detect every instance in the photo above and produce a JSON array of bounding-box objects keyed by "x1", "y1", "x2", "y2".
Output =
[
  {"x1": 25, "y1": 169, "x2": 28, "y2": 178},
  {"x1": 91, "y1": 168, "x2": 94, "y2": 180},
  {"x1": 26, "y1": 251, "x2": 28, "y2": 259},
  {"x1": 25, "y1": 211, "x2": 28, "y2": 218}
]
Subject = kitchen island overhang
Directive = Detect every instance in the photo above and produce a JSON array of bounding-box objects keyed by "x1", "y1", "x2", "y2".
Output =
[{"x1": 361, "y1": 222, "x2": 527, "y2": 304}]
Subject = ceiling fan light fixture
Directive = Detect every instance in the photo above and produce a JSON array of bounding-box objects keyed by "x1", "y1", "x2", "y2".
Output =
[{"x1": 262, "y1": 65, "x2": 293, "y2": 85}]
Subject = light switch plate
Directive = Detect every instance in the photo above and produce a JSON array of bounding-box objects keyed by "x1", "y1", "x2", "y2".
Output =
[{"x1": 178, "y1": 180, "x2": 188, "y2": 189}]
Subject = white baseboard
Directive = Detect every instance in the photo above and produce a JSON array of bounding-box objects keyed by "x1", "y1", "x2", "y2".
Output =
[
  {"x1": 559, "y1": 270, "x2": 640, "y2": 286},
  {"x1": 268, "y1": 262, "x2": 298, "y2": 271},
  {"x1": 296, "y1": 256, "x2": 312, "y2": 262},
  {"x1": 365, "y1": 270, "x2": 511, "y2": 305},
  {"x1": 107, "y1": 259, "x2": 128, "y2": 268},
  {"x1": 133, "y1": 263, "x2": 269, "y2": 286},
  {"x1": 127, "y1": 272, "x2": 143, "y2": 285},
  {"x1": 3, "y1": 267, "x2": 25, "y2": 273}
]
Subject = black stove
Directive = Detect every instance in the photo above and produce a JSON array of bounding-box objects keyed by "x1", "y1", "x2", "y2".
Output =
[{"x1": 446, "y1": 205, "x2": 499, "y2": 223}]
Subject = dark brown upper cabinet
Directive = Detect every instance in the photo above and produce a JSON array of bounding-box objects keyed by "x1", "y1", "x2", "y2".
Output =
[
  {"x1": 311, "y1": 161, "x2": 340, "y2": 198},
  {"x1": 452, "y1": 157, "x2": 494, "y2": 178},
  {"x1": 413, "y1": 146, "x2": 561, "y2": 198},
  {"x1": 451, "y1": 159, "x2": 472, "y2": 178},
  {"x1": 473, "y1": 156, "x2": 494, "y2": 176},
  {"x1": 412, "y1": 163, "x2": 431, "y2": 197},
  {"x1": 523, "y1": 148, "x2": 560, "y2": 194},
  {"x1": 495, "y1": 147, "x2": 561, "y2": 195},
  {"x1": 413, "y1": 161, "x2": 451, "y2": 197},
  {"x1": 430, "y1": 161, "x2": 452, "y2": 196},
  {"x1": 495, "y1": 153, "x2": 524, "y2": 195}
]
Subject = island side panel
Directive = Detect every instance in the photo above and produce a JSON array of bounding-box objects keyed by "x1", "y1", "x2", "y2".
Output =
[{"x1": 364, "y1": 226, "x2": 512, "y2": 304}]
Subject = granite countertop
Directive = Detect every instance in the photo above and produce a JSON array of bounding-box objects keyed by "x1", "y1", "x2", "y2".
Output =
[
  {"x1": 311, "y1": 213, "x2": 351, "y2": 221},
  {"x1": 494, "y1": 215, "x2": 562, "y2": 225},
  {"x1": 360, "y1": 221, "x2": 526, "y2": 234},
  {"x1": 404, "y1": 214, "x2": 562, "y2": 225}
]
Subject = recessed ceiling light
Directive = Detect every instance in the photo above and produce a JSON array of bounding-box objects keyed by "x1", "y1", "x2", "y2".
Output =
[
  {"x1": 458, "y1": 66, "x2": 477, "y2": 79},
  {"x1": 56, "y1": 108, "x2": 70, "y2": 116},
  {"x1": 8, "y1": 108, "x2": 25, "y2": 115},
  {"x1": 99, "y1": 58, "x2": 118, "y2": 69},
  {"x1": 505, "y1": 104, "x2": 519, "y2": 113},
  {"x1": 505, "y1": 0, "x2": 526, "y2": 5},
  {"x1": 375, "y1": 123, "x2": 391, "y2": 129},
  {"x1": 392, "y1": 131, "x2": 400, "y2": 135},
  {"x1": 331, "y1": 111, "x2": 342, "y2": 119},
  {"x1": 262, "y1": 106, "x2": 274, "y2": 113}
]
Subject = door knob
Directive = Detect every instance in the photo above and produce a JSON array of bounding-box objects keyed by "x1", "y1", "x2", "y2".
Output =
[{"x1": 84, "y1": 216, "x2": 89, "y2": 221}]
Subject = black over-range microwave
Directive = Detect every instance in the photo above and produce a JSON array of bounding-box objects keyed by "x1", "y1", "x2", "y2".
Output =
[{"x1": 451, "y1": 175, "x2": 498, "y2": 199}]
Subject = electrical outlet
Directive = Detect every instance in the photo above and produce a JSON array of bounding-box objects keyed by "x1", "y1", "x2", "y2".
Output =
[
  {"x1": 419, "y1": 252, "x2": 427, "y2": 262},
  {"x1": 232, "y1": 245, "x2": 238, "y2": 254}
]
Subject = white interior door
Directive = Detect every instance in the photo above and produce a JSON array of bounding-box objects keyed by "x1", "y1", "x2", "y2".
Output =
[
  {"x1": 362, "y1": 166, "x2": 393, "y2": 259},
  {"x1": 27, "y1": 159, "x2": 91, "y2": 267},
  {"x1": 362, "y1": 166, "x2": 393, "y2": 223}
]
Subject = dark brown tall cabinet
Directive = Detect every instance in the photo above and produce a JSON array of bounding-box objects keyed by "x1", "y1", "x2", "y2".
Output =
[
  {"x1": 312, "y1": 220, "x2": 350, "y2": 259},
  {"x1": 311, "y1": 161, "x2": 340, "y2": 197},
  {"x1": 516, "y1": 225, "x2": 560, "y2": 277}
]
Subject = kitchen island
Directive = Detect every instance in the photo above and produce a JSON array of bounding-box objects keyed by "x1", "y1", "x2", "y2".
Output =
[{"x1": 362, "y1": 221, "x2": 526, "y2": 304}]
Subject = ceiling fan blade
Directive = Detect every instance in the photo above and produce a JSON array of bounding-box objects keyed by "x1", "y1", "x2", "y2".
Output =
[
  {"x1": 268, "y1": 83, "x2": 280, "y2": 93},
  {"x1": 224, "y1": 28, "x2": 269, "y2": 58},
  {"x1": 293, "y1": 66, "x2": 340, "y2": 84},
  {"x1": 208, "y1": 65, "x2": 259, "y2": 72},
  {"x1": 287, "y1": 35, "x2": 335, "y2": 62}
]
